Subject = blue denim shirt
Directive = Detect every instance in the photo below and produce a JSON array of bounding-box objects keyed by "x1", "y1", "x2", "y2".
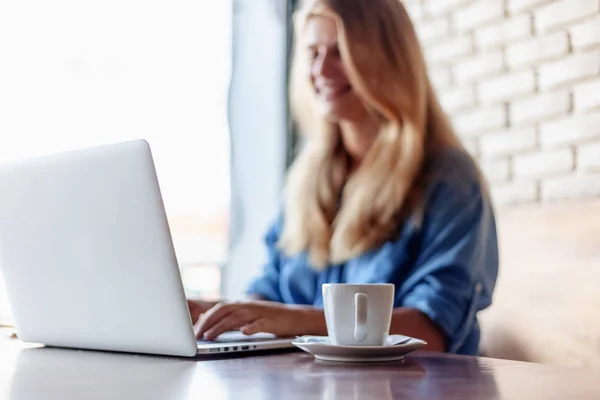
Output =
[{"x1": 247, "y1": 149, "x2": 499, "y2": 355}]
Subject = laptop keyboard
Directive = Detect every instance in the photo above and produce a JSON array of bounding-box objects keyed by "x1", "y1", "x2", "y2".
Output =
[
  {"x1": 196, "y1": 331, "x2": 279, "y2": 344},
  {"x1": 196, "y1": 336, "x2": 278, "y2": 344}
]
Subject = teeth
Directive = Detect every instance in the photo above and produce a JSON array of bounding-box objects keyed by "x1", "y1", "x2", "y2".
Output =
[
  {"x1": 320, "y1": 86, "x2": 343, "y2": 94},
  {"x1": 317, "y1": 83, "x2": 345, "y2": 90}
]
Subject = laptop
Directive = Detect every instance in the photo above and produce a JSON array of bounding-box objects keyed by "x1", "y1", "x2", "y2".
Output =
[{"x1": 0, "y1": 139, "x2": 294, "y2": 357}]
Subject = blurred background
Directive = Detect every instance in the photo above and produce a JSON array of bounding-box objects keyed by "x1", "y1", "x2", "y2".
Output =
[
  {"x1": 0, "y1": 0, "x2": 290, "y2": 325},
  {"x1": 405, "y1": 0, "x2": 599, "y2": 202},
  {"x1": 0, "y1": 0, "x2": 598, "y2": 364}
]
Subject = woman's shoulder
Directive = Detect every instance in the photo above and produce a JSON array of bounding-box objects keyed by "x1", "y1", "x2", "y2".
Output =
[
  {"x1": 423, "y1": 147, "x2": 486, "y2": 200},
  {"x1": 421, "y1": 146, "x2": 491, "y2": 219},
  {"x1": 427, "y1": 147, "x2": 482, "y2": 190}
]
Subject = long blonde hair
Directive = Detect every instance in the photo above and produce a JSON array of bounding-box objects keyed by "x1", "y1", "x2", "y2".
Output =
[{"x1": 279, "y1": 0, "x2": 466, "y2": 268}]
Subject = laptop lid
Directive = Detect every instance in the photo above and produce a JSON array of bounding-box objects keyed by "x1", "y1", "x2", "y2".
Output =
[{"x1": 0, "y1": 140, "x2": 198, "y2": 357}]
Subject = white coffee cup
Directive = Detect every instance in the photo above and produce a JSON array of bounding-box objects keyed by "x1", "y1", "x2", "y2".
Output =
[{"x1": 322, "y1": 283, "x2": 394, "y2": 346}]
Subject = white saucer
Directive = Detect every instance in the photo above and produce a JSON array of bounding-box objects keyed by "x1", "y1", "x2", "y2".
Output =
[{"x1": 292, "y1": 334, "x2": 426, "y2": 362}]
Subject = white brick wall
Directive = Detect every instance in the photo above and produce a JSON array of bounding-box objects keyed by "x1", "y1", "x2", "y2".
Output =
[
  {"x1": 540, "y1": 112, "x2": 600, "y2": 147},
  {"x1": 404, "y1": 1, "x2": 424, "y2": 21},
  {"x1": 506, "y1": 31, "x2": 569, "y2": 68},
  {"x1": 474, "y1": 14, "x2": 532, "y2": 50},
  {"x1": 462, "y1": 138, "x2": 480, "y2": 157},
  {"x1": 534, "y1": 0, "x2": 599, "y2": 32},
  {"x1": 424, "y1": 0, "x2": 471, "y2": 18},
  {"x1": 542, "y1": 173, "x2": 600, "y2": 200},
  {"x1": 453, "y1": 106, "x2": 507, "y2": 136},
  {"x1": 439, "y1": 86, "x2": 476, "y2": 113},
  {"x1": 453, "y1": 0, "x2": 505, "y2": 33},
  {"x1": 412, "y1": 0, "x2": 600, "y2": 205},
  {"x1": 416, "y1": 18, "x2": 450, "y2": 44},
  {"x1": 481, "y1": 158, "x2": 511, "y2": 182},
  {"x1": 510, "y1": 91, "x2": 571, "y2": 126},
  {"x1": 507, "y1": 0, "x2": 554, "y2": 14},
  {"x1": 429, "y1": 67, "x2": 452, "y2": 89},
  {"x1": 454, "y1": 51, "x2": 504, "y2": 83},
  {"x1": 574, "y1": 80, "x2": 600, "y2": 110},
  {"x1": 491, "y1": 181, "x2": 538, "y2": 204},
  {"x1": 578, "y1": 142, "x2": 600, "y2": 170},
  {"x1": 426, "y1": 35, "x2": 473, "y2": 65},
  {"x1": 538, "y1": 51, "x2": 600, "y2": 89},
  {"x1": 480, "y1": 128, "x2": 537, "y2": 157},
  {"x1": 570, "y1": 15, "x2": 600, "y2": 49},
  {"x1": 478, "y1": 71, "x2": 536, "y2": 104},
  {"x1": 514, "y1": 149, "x2": 574, "y2": 178}
]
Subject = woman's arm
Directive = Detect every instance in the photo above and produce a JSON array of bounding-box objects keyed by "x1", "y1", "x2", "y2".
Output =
[
  {"x1": 194, "y1": 300, "x2": 327, "y2": 340},
  {"x1": 301, "y1": 306, "x2": 445, "y2": 351},
  {"x1": 389, "y1": 308, "x2": 446, "y2": 351},
  {"x1": 187, "y1": 294, "x2": 268, "y2": 324},
  {"x1": 194, "y1": 299, "x2": 445, "y2": 351}
]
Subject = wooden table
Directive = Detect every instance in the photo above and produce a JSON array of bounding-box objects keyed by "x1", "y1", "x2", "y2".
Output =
[{"x1": 1, "y1": 331, "x2": 599, "y2": 399}]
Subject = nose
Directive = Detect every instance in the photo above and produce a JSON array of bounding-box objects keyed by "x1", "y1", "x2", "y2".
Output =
[{"x1": 312, "y1": 50, "x2": 337, "y2": 80}]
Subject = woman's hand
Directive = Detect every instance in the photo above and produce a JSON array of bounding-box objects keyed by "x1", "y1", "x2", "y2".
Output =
[
  {"x1": 194, "y1": 300, "x2": 327, "y2": 341},
  {"x1": 187, "y1": 299, "x2": 219, "y2": 324}
]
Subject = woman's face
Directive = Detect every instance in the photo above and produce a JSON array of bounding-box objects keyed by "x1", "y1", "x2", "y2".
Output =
[{"x1": 304, "y1": 16, "x2": 367, "y2": 122}]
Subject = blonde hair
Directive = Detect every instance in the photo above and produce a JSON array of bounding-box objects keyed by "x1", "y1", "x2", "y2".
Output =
[{"x1": 279, "y1": 0, "x2": 467, "y2": 268}]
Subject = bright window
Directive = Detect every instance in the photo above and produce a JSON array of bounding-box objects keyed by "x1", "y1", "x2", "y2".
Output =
[{"x1": 0, "y1": 0, "x2": 232, "y2": 324}]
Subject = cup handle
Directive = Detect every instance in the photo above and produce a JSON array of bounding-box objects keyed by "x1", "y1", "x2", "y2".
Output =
[{"x1": 354, "y1": 292, "x2": 368, "y2": 342}]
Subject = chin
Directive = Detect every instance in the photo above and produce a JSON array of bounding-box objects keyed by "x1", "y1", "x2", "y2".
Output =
[
  {"x1": 317, "y1": 96, "x2": 366, "y2": 123},
  {"x1": 318, "y1": 104, "x2": 352, "y2": 122},
  {"x1": 321, "y1": 112, "x2": 341, "y2": 123}
]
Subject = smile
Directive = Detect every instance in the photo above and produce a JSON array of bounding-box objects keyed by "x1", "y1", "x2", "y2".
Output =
[{"x1": 316, "y1": 84, "x2": 352, "y2": 100}]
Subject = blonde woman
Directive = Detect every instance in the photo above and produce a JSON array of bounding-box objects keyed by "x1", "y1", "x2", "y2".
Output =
[{"x1": 192, "y1": 0, "x2": 498, "y2": 355}]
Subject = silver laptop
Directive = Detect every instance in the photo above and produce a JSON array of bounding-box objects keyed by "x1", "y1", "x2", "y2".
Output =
[{"x1": 0, "y1": 139, "x2": 293, "y2": 357}]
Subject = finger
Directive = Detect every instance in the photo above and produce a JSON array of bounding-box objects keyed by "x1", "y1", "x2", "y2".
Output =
[
  {"x1": 240, "y1": 318, "x2": 269, "y2": 336},
  {"x1": 204, "y1": 310, "x2": 254, "y2": 341},
  {"x1": 193, "y1": 318, "x2": 205, "y2": 337},
  {"x1": 195, "y1": 303, "x2": 240, "y2": 338}
]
